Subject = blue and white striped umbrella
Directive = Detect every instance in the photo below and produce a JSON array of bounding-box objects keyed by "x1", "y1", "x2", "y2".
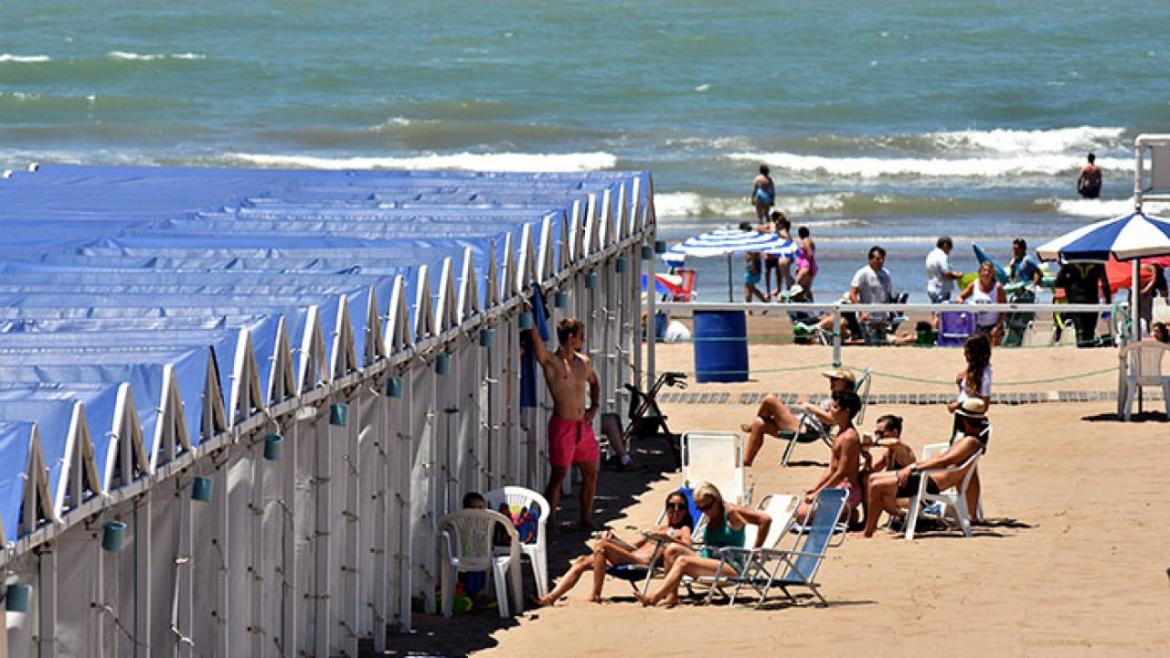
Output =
[
  {"x1": 1036, "y1": 210, "x2": 1170, "y2": 262},
  {"x1": 661, "y1": 228, "x2": 796, "y2": 268}
]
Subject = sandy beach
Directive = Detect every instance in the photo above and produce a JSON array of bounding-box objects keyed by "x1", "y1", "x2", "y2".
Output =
[{"x1": 389, "y1": 328, "x2": 1170, "y2": 657}]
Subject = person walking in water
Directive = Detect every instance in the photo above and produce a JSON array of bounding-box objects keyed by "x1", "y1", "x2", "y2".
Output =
[
  {"x1": 1077, "y1": 153, "x2": 1102, "y2": 199},
  {"x1": 751, "y1": 165, "x2": 775, "y2": 222},
  {"x1": 525, "y1": 314, "x2": 601, "y2": 530}
]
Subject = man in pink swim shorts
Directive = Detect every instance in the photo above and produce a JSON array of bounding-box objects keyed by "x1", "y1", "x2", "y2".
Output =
[{"x1": 526, "y1": 313, "x2": 601, "y2": 530}]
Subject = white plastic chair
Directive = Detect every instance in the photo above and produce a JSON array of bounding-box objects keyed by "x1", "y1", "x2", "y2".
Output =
[
  {"x1": 484, "y1": 486, "x2": 551, "y2": 598},
  {"x1": 682, "y1": 432, "x2": 750, "y2": 504},
  {"x1": 1119, "y1": 342, "x2": 1170, "y2": 420},
  {"x1": 904, "y1": 441, "x2": 984, "y2": 540},
  {"x1": 437, "y1": 509, "x2": 523, "y2": 618}
]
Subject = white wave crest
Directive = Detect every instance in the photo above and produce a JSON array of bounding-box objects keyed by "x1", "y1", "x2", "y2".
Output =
[
  {"x1": 106, "y1": 51, "x2": 206, "y2": 61},
  {"x1": 727, "y1": 151, "x2": 1133, "y2": 178},
  {"x1": 0, "y1": 54, "x2": 51, "y2": 63},
  {"x1": 226, "y1": 151, "x2": 617, "y2": 172},
  {"x1": 655, "y1": 191, "x2": 848, "y2": 218},
  {"x1": 1051, "y1": 197, "x2": 1170, "y2": 218},
  {"x1": 933, "y1": 125, "x2": 1125, "y2": 154}
]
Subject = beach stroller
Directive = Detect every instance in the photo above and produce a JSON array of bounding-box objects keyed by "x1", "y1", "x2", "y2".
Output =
[
  {"x1": 1002, "y1": 284, "x2": 1035, "y2": 346},
  {"x1": 619, "y1": 370, "x2": 687, "y2": 461}
]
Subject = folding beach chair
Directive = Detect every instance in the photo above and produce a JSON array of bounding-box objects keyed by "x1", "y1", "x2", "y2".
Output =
[
  {"x1": 681, "y1": 432, "x2": 749, "y2": 504},
  {"x1": 776, "y1": 368, "x2": 872, "y2": 467},
  {"x1": 606, "y1": 487, "x2": 704, "y2": 593},
  {"x1": 938, "y1": 309, "x2": 975, "y2": 347},
  {"x1": 903, "y1": 433, "x2": 987, "y2": 540},
  {"x1": 718, "y1": 488, "x2": 848, "y2": 607},
  {"x1": 695, "y1": 493, "x2": 799, "y2": 604}
]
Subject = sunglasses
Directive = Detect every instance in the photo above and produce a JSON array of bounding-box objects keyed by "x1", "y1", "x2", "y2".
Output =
[
  {"x1": 696, "y1": 499, "x2": 715, "y2": 512},
  {"x1": 665, "y1": 502, "x2": 687, "y2": 511}
]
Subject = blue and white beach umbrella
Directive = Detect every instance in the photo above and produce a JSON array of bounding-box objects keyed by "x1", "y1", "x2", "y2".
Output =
[
  {"x1": 1035, "y1": 210, "x2": 1170, "y2": 262},
  {"x1": 1036, "y1": 210, "x2": 1170, "y2": 337},
  {"x1": 660, "y1": 228, "x2": 792, "y2": 268},
  {"x1": 659, "y1": 227, "x2": 797, "y2": 300}
]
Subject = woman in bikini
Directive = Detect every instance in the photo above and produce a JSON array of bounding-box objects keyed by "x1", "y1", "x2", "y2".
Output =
[
  {"x1": 794, "y1": 225, "x2": 818, "y2": 298},
  {"x1": 634, "y1": 482, "x2": 771, "y2": 608},
  {"x1": 533, "y1": 490, "x2": 694, "y2": 606}
]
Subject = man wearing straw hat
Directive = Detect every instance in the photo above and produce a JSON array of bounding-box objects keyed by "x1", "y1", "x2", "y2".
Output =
[
  {"x1": 740, "y1": 366, "x2": 856, "y2": 466},
  {"x1": 526, "y1": 314, "x2": 601, "y2": 531}
]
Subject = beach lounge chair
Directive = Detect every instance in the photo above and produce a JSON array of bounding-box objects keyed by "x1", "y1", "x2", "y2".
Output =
[
  {"x1": 484, "y1": 486, "x2": 551, "y2": 598},
  {"x1": 903, "y1": 436, "x2": 987, "y2": 540},
  {"x1": 777, "y1": 368, "x2": 872, "y2": 467},
  {"x1": 716, "y1": 488, "x2": 848, "y2": 607},
  {"x1": 606, "y1": 487, "x2": 705, "y2": 593},
  {"x1": 682, "y1": 432, "x2": 749, "y2": 504},
  {"x1": 438, "y1": 509, "x2": 524, "y2": 618},
  {"x1": 1119, "y1": 341, "x2": 1170, "y2": 420},
  {"x1": 696, "y1": 493, "x2": 799, "y2": 604}
]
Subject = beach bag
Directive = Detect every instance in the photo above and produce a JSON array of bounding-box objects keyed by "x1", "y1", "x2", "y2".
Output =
[{"x1": 494, "y1": 502, "x2": 541, "y2": 545}]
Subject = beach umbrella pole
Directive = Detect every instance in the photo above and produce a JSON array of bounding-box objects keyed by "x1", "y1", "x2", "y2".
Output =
[
  {"x1": 727, "y1": 253, "x2": 734, "y2": 302},
  {"x1": 1132, "y1": 257, "x2": 1141, "y2": 338}
]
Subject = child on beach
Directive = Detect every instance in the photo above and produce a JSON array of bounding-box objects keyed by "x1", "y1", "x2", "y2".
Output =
[
  {"x1": 744, "y1": 251, "x2": 767, "y2": 303},
  {"x1": 794, "y1": 226, "x2": 817, "y2": 298}
]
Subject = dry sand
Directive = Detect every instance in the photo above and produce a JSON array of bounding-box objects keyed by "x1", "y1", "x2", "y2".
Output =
[{"x1": 388, "y1": 331, "x2": 1170, "y2": 657}]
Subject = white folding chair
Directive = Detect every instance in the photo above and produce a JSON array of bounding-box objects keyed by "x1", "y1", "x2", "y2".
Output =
[
  {"x1": 484, "y1": 486, "x2": 551, "y2": 598},
  {"x1": 437, "y1": 509, "x2": 523, "y2": 618},
  {"x1": 1119, "y1": 341, "x2": 1170, "y2": 420},
  {"x1": 681, "y1": 432, "x2": 750, "y2": 504}
]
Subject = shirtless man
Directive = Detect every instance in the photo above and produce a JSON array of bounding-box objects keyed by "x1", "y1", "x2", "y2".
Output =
[
  {"x1": 740, "y1": 367, "x2": 855, "y2": 466},
  {"x1": 526, "y1": 314, "x2": 601, "y2": 530},
  {"x1": 792, "y1": 390, "x2": 862, "y2": 524},
  {"x1": 1077, "y1": 152, "x2": 1102, "y2": 199}
]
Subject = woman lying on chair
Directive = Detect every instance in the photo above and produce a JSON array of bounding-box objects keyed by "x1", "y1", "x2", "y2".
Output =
[
  {"x1": 634, "y1": 482, "x2": 771, "y2": 608},
  {"x1": 533, "y1": 490, "x2": 694, "y2": 606},
  {"x1": 861, "y1": 398, "x2": 989, "y2": 537}
]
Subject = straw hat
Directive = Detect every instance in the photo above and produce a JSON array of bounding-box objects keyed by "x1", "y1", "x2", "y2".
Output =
[
  {"x1": 820, "y1": 367, "x2": 856, "y2": 385},
  {"x1": 954, "y1": 398, "x2": 988, "y2": 419}
]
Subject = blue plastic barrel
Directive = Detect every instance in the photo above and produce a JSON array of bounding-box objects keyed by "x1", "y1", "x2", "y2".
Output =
[{"x1": 692, "y1": 311, "x2": 749, "y2": 382}]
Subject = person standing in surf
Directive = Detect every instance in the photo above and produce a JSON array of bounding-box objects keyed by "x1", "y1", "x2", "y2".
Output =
[
  {"x1": 750, "y1": 165, "x2": 775, "y2": 222},
  {"x1": 1077, "y1": 153, "x2": 1102, "y2": 199}
]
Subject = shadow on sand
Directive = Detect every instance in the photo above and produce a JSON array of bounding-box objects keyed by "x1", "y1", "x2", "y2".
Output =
[{"x1": 379, "y1": 436, "x2": 681, "y2": 656}]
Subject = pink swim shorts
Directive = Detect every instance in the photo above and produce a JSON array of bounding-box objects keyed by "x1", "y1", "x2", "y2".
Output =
[
  {"x1": 835, "y1": 480, "x2": 862, "y2": 509},
  {"x1": 548, "y1": 416, "x2": 600, "y2": 468}
]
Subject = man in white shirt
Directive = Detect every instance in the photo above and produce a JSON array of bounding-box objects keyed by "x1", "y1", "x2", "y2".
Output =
[{"x1": 925, "y1": 236, "x2": 962, "y2": 303}]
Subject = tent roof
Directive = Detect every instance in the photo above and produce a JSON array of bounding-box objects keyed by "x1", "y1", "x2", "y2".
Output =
[{"x1": 0, "y1": 163, "x2": 651, "y2": 547}]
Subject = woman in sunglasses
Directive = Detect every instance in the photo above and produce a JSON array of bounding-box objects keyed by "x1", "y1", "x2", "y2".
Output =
[
  {"x1": 533, "y1": 490, "x2": 694, "y2": 606},
  {"x1": 635, "y1": 482, "x2": 771, "y2": 608}
]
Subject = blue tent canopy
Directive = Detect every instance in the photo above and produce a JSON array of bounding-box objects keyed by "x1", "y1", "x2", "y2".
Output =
[{"x1": 0, "y1": 163, "x2": 652, "y2": 547}]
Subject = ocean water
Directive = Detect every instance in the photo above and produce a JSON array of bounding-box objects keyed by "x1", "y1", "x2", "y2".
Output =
[{"x1": 4, "y1": 1, "x2": 1170, "y2": 300}]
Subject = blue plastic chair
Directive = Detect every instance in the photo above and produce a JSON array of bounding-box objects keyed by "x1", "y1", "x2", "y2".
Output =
[{"x1": 743, "y1": 488, "x2": 848, "y2": 607}]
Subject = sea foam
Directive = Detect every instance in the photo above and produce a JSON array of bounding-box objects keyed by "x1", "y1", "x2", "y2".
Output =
[
  {"x1": 227, "y1": 151, "x2": 617, "y2": 172},
  {"x1": 0, "y1": 54, "x2": 51, "y2": 63},
  {"x1": 932, "y1": 126, "x2": 1125, "y2": 154},
  {"x1": 106, "y1": 51, "x2": 206, "y2": 61},
  {"x1": 726, "y1": 152, "x2": 1133, "y2": 178}
]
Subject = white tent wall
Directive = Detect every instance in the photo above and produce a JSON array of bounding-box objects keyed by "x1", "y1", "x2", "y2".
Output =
[
  {"x1": 406, "y1": 361, "x2": 437, "y2": 614},
  {"x1": 1, "y1": 169, "x2": 658, "y2": 657}
]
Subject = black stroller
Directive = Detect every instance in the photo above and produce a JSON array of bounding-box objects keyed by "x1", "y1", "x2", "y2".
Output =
[{"x1": 620, "y1": 371, "x2": 687, "y2": 463}]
